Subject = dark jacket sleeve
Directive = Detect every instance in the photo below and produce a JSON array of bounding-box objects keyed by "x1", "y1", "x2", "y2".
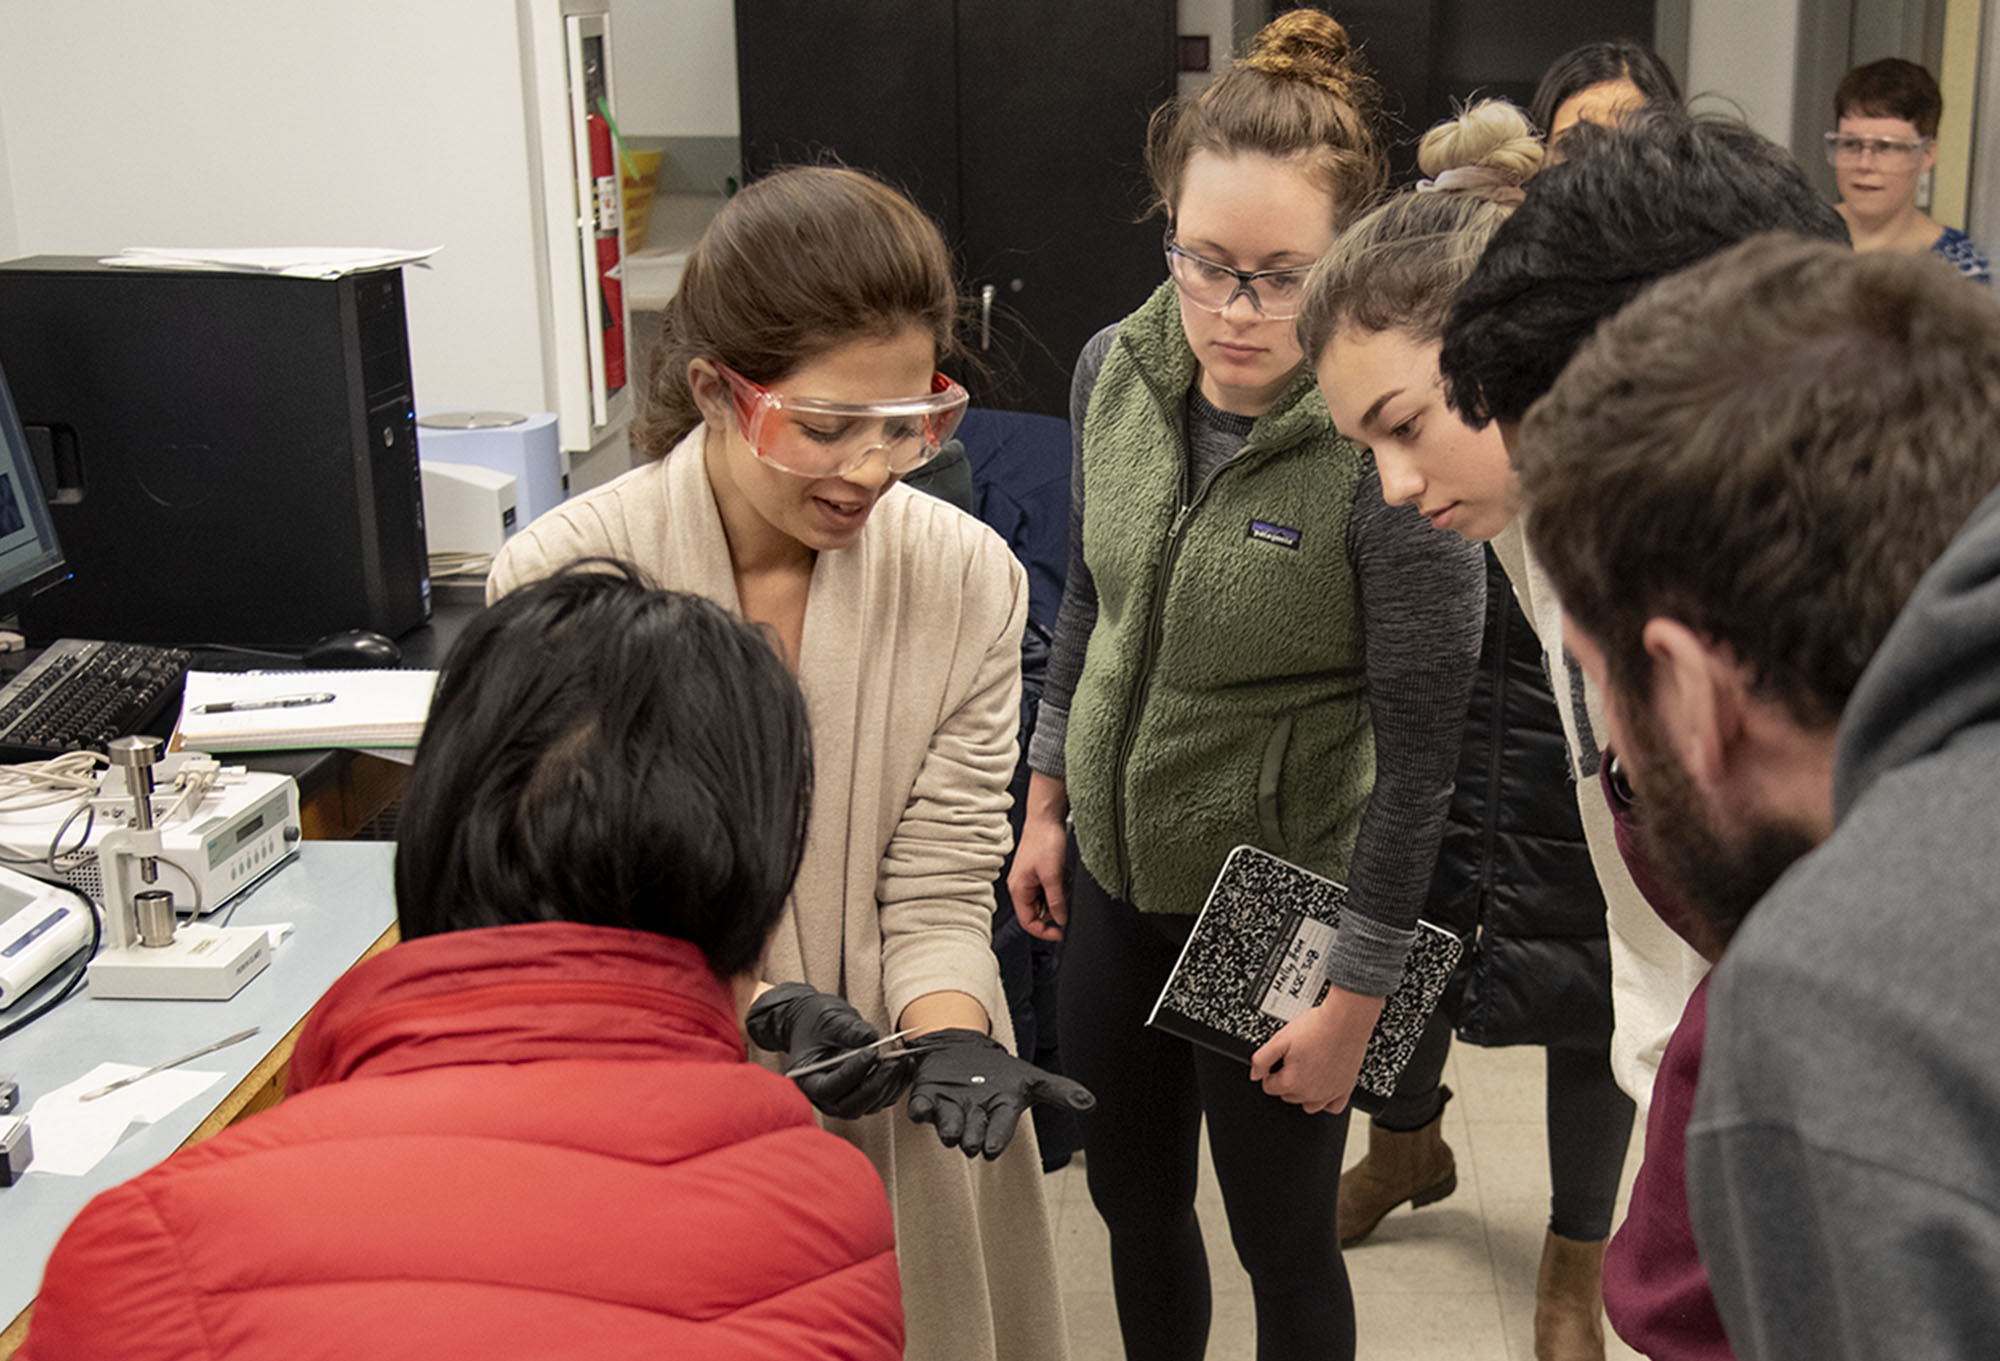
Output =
[{"x1": 1425, "y1": 548, "x2": 1615, "y2": 1048}]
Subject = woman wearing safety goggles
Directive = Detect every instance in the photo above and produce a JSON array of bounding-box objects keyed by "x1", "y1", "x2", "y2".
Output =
[
  {"x1": 1829, "y1": 57, "x2": 1990, "y2": 284},
  {"x1": 710, "y1": 361, "x2": 968, "y2": 482},
  {"x1": 487, "y1": 165, "x2": 1075, "y2": 1361}
]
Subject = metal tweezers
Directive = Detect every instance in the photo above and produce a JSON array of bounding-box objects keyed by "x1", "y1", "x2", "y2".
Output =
[
  {"x1": 783, "y1": 1028, "x2": 941, "y2": 1079},
  {"x1": 79, "y1": 1027, "x2": 262, "y2": 1101}
]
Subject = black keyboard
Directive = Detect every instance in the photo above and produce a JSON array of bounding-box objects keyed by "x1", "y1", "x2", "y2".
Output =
[{"x1": 0, "y1": 639, "x2": 192, "y2": 763}]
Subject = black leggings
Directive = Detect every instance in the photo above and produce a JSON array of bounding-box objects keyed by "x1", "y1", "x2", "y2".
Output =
[
  {"x1": 1376, "y1": 1005, "x2": 1636, "y2": 1241},
  {"x1": 1062, "y1": 855, "x2": 1356, "y2": 1361}
]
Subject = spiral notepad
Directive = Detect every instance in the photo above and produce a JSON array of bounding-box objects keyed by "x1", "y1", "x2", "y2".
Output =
[
  {"x1": 1147, "y1": 844, "x2": 1463, "y2": 1113},
  {"x1": 177, "y1": 670, "x2": 438, "y2": 752}
]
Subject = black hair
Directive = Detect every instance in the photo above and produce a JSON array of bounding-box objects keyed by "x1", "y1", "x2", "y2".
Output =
[
  {"x1": 1438, "y1": 107, "x2": 1851, "y2": 427},
  {"x1": 1528, "y1": 39, "x2": 1682, "y2": 138},
  {"x1": 394, "y1": 561, "x2": 813, "y2": 978}
]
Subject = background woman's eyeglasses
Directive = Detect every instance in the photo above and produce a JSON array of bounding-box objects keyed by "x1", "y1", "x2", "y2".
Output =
[
  {"x1": 1164, "y1": 232, "x2": 1312, "y2": 321},
  {"x1": 1823, "y1": 132, "x2": 1932, "y2": 168},
  {"x1": 714, "y1": 362, "x2": 969, "y2": 479}
]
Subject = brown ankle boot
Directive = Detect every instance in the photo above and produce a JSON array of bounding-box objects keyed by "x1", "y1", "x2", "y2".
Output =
[
  {"x1": 1534, "y1": 1229, "x2": 1607, "y2": 1361},
  {"x1": 1336, "y1": 1106, "x2": 1457, "y2": 1247}
]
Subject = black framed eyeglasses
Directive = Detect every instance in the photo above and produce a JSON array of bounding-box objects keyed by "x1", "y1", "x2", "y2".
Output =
[{"x1": 1163, "y1": 230, "x2": 1313, "y2": 321}]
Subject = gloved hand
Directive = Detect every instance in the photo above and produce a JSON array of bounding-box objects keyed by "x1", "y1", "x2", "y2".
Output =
[
  {"x1": 745, "y1": 982, "x2": 917, "y2": 1120},
  {"x1": 905, "y1": 1028, "x2": 1096, "y2": 1159}
]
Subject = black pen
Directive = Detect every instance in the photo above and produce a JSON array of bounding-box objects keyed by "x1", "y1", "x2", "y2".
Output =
[{"x1": 192, "y1": 692, "x2": 335, "y2": 715}]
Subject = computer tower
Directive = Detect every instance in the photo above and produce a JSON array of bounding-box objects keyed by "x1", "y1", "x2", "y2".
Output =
[{"x1": 0, "y1": 258, "x2": 430, "y2": 646}]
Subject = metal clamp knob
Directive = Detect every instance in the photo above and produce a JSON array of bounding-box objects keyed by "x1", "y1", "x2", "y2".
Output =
[
  {"x1": 107, "y1": 736, "x2": 163, "y2": 830},
  {"x1": 107, "y1": 735, "x2": 165, "y2": 886}
]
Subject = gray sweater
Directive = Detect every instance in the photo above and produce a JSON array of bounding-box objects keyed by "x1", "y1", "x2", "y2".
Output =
[
  {"x1": 1687, "y1": 484, "x2": 2000, "y2": 1359},
  {"x1": 1030, "y1": 324, "x2": 1484, "y2": 994}
]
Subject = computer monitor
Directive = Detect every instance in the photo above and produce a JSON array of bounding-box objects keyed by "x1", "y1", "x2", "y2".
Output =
[{"x1": 0, "y1": 359, "x2": 65, "y2": 622}]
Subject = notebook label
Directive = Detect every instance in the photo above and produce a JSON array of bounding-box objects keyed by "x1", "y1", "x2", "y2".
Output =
[{"x1": 1254, "y1": 912, "x2": 1338, "y2": 1022}]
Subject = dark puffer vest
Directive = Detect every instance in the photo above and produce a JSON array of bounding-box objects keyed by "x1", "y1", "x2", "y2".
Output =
[{"x1": 1423, "y1": 548, "x2": 1613, "y2": 1050}]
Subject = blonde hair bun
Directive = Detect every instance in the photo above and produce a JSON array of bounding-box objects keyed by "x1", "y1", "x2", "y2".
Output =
[
  {"x1": 1417, "y1": 98, "x2": 1543, "y2": 187},
  {"x1": 1240, "y1": 8, "x2": 1367, "y2": 105}
]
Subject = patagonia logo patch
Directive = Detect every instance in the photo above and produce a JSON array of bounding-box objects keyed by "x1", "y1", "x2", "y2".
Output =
[{"x1": 1246, "y1": 519, "x2": 1302, "y2": 550}]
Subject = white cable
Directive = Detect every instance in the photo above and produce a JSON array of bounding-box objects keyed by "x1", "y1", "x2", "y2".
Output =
[
  {"x1": 0, "y1": 751, "x2": 107, "y2": 814},
  {"x1": 46, "y1": 800, "x2": 94, "y2": 872}
]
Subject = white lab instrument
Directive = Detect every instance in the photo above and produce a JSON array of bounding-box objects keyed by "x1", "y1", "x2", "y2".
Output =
[
  {"x1": 83, "y1": 738, "x2": 271, "y2": 1001},
  {"x1": 419, "y1": 460, "x2": 519, "y2": 555},
  {"x1": 0, "y1": 758, "x2": 300, "y2": 917},
  {"x1": 0, "y1": 866, "x2": 93, "y2": 1009}
]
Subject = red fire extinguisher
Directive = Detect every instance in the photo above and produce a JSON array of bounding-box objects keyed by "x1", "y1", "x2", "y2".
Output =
[{"x1": 587, "y1": 108, "x2": 628, "y2": 394}]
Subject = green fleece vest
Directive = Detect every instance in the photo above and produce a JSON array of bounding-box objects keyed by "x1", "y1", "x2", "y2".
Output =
[{"x1": 1067, "y1": 281, "x2": 1375, "y2": 914}]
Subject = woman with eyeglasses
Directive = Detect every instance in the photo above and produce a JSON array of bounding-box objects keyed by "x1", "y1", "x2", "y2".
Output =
[
  {"x1": 1830, "y1": 57, "x2": 1990, "y2": 284},
  {"x1": 489, "y1": 166, "x2": 1085, "y2": 1361},
  {"x1": 1006, "y1": 11, "x2": 1484, "y2": 1358}
]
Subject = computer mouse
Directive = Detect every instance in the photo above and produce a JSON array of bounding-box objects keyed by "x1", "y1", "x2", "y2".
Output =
[{"x1": 301, "y1": 629, "x2": 404, "y2": 669}]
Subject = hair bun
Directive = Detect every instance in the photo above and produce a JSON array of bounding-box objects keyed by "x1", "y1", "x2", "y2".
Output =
[
  {"x1": 1241, "y1": 8, "x2": 1366, "y2": 102},
  {"x1": 1417, "y1": 98, "x2": 1543, "y2": 189}
]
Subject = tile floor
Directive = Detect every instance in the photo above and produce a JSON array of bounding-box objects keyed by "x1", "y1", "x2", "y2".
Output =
[{"x1": 1047, "y1": 1040, "x2": 1647, "y2": 1360}]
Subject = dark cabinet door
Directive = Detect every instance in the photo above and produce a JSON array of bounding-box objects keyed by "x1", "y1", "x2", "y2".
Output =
[
  {"x1": 734, "y1": 1, "x2": 1176, "y2": 416},
  {"x1": 1306, "y1": 0, "x2": 1657, "y2": 182},
  {"x1": 736, "y1": 2, "x2": 963, "y2": 236},
  {"x1": 957, "y1": 0, "x2": 1176, "y2": 415}
]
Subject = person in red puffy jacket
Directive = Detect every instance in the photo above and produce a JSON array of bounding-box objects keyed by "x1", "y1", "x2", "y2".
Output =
[{"x1": 21, "y1": 562, "x2": 903, "y2": 1361}]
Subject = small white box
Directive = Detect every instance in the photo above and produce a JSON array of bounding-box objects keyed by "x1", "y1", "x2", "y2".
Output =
[
  {"x1": 421, "y1": 461, "x2": 518, "y2": 555},
  {"x1": 416, "y1": 410, "x2": 564, "y2": 524},
  {"x1": 86, "y1": 924, "x2": 271, "y2": 1001}
]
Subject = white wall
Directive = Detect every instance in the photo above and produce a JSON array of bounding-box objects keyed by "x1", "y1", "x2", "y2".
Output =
[
  {"x1": 1685, "y1": 0, "x2": 1802, "y2": 141},
  {"x1": 0, "y1": 0, "x2": 550, "y2": 414},
  {"x1": 610, "y1": 0, "x2": 739, "y2": 136}
]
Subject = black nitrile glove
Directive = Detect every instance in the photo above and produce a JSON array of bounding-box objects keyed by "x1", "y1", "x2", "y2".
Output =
[
  {"x1": 905, "y1": 1028, "x2": 1097, "y2": 1159},
  {"x1": 745, "y1": 982, "x2": 916, "y2": 1120}
]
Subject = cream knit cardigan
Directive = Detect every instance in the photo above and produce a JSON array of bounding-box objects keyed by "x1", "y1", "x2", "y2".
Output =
[{"x1": 488, "y1": 429, "x2": 1068, "y2": 1361}]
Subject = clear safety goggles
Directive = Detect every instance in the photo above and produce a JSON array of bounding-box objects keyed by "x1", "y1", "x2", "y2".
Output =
[
  {"x1": 1823, "y1": 131, "x2": 1931, "y2": 168},
  {"x1": 715, "y1": 362, "x2": 970, "y2": 479},
  {"x1": 1164, "y1": 230, "x2": 1313, "y2": 321}
]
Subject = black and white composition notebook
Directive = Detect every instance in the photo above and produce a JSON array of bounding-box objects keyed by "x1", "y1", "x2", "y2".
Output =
[{"x1": 1147, "y1": 844, "x2": 1464, "y2": 1112}]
